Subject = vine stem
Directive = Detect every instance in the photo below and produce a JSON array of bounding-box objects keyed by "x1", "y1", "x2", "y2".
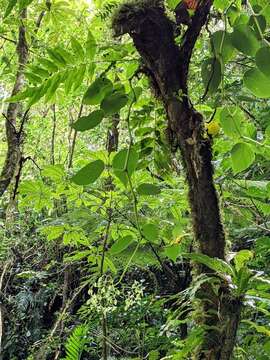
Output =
[{"x1": 118, "y1": 79, "x2": 142, "y2": 283}]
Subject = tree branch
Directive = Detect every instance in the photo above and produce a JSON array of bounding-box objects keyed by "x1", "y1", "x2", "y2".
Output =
[{"x1": 179, "y1": 0, "x2": 213, "y2": 91}]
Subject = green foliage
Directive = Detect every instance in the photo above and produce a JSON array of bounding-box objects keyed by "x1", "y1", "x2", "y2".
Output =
[
  {"x1": 1, "y1": 0, "x2": 270, "y2": 358},
  {"x1": 63, "y1": 325, "x2": 88, "y2": 360}
]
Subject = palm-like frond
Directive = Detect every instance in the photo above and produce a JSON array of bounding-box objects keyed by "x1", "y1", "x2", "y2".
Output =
[{"x1": 63, "y1": 325, "x2": 88, "y2": 360}]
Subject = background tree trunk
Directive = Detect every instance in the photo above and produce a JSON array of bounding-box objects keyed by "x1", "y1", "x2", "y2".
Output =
[{"x1": 0, "y1": 9, "x2": 28, "y2": 197}]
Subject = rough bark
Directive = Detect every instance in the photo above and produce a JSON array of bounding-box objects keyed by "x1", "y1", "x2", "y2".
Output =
[
  {"x1": 112, "y1": 0, "x2": 241, "y2": 358},
  {"x1": 0, "y1": 9, "x2": 29, "y2": 197}
]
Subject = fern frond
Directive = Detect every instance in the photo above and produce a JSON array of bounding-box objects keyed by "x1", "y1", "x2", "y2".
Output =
[
  {"x1": 63, "y1": 325, "x2": 88, "y2": 360},
  {"x1": 97, "y1": 0, "x2": 118, "y2": 21}
]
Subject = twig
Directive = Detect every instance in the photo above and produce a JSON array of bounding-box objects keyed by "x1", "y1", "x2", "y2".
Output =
[
  {"x1": 0, "y1": 35, "x2": 16, "y2": 44},
  {"x1": 51, "y1": 104, "x2": 56, "y2": 165},
  {"x1": 48, "y1": 283, "x2": 88, "y2": 340},
  {"x1": 18, "y1": 108, "x2": 30, "y2": 138}
]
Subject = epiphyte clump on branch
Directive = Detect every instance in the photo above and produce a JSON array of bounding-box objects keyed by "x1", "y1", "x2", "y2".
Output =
[{"x1": 112, "y1": 0, "x2": 165, "y2": 36}]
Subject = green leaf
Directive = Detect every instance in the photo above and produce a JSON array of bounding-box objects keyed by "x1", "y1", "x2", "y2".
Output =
[
  {"x1": 249, "y1": 14, "x2": 266, "y2": 38},
  {"x1": 29, "y1": 66, "x2": 50, "y2": 79},
  {"x1": 212, "y1": 31, "x2": 235, "y2": 63},
  {"x1": 71, "y1": 160, "x2": 105, "y2": 185},
  {"x1": 64, "y1": 68, "x2": 77, "y2": 94},
  {"x1": 73, "y1": 64, "x2": 87, "y2": 91},
  {"x1": 262, "y1": 4, "x2": 270, "y2": 24},
  {"x1": 183, "y1": 253, "x2": 234, "y2": 276},
  {"x1": 64, "y1": 325, "x2": 88, "y2": 360},
  {"x1": 201, "y1": 57, "x2": 222, "y2": 95},
  {"x1": 6, "y1": 88, "x2": 32, "y2": 103},
  {"x1": 38, "y1": 58, "x2": 58, "y2": 73},
  {"x1": 142, "y1": 223, "x2": 159, "y2": 243},
  {"x1": 25, "y1": 72, "x2": 42, "y2": 84},
  {"x1": 4, "y1": 0, "x2": 17, "y2": 18},
  {"x1": 83, "y1": 77, "x2": 113, "y2": 105},
  {"x1": 234, "y1": 250, "x2": 253, "y2": 272},
  {"x1": 101, "y1": 91, "x2": 129, "y2": 115},
  {"x1": 72, "y1": 110, "x2": 105, "y2": 132},
  {"x1": 71, "y1": 37, "x2": 85, "y2": 60},
  {"x1": 27, "y1": 84, "x2": 47, "y2": 106},
  {"x1": 85, "y1": 30, "x2": 96, "y2": 60},
  {"x1": 253, "y1": 200, "x2": 270, "y2": 216},
  {"x1": 256, "y1": 47, "x2": 270, "y2": 77},
  {"x1": 164, "y1": 245, "x2": 181, "y2": 262},
  {"x1": 45, "y1": 73, "x2": 63, "y2": 102},
  {"x1": 42, "y1": 164, "x2": 65, "y2": 181},
  {"x1": 242, "y1": 321, "x2": 270, "y2": 337},
  {"x1": 231, "y1": 142, "x2": 255, "y2": 174},
  {"x1": 109, "y1": 235, "x2": 134, "y2": 254},
  {"x1": 103, "y1": 256, "x2": 117, "y2": 274},
  {"x1": 244, "y1": 67, "x2": 270, "y2": 98},
  {"x1": 213, "y1": 0, "x2": 230, "y2": 11},
  {"x1": 137, "y1": 183, "x2": 160, "y2": 195},
  {"x1": 112, "y1": 147, "x2": 139, "y2": 186},
  {"x1": 230, "y1": 24, "x2": 260, "y2": 56},
  {"x1": 47, "y1": 48, "x2": 67, "y2": 67},
  {"x1": 220, "y1": 106, "x2": 244, "y2": 138},
  {"x1": 18, "y1": 0, "x2": 33, "y2": 10},
  {"x1": 227, "y1": 5, "x2": 240, "y2": 25},
  {"x1": 149, "y1": 350, "x2": 160, "y2": 360},
  {"x1": 55, "y1": 47, "x2": 74, "y2": 64}
]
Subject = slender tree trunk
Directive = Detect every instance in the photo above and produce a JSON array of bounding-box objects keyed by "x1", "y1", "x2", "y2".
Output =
[
  {"x1": 112, "y1": 1, "x2": 241, "y2": 358},
  {"x1": 0, "y1": 9, "x2": 28, "y2": 197},
  {"x1": 51, "y1": 104, "x2": 57, "y2": 165}
]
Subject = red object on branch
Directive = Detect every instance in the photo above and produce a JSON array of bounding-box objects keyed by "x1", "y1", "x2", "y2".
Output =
[{"x1": 184, "y1": 0, "x2": 199, "y2": 10}]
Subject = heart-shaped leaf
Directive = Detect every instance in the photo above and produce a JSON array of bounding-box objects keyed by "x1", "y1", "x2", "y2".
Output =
[
  {"x1": 231, "y1": 143, "x2": 255, "y2": 174},
  {"x1": 220, "y1": 106, "x2": 244, "y2": 138},
  {"x1": 244, "y1": 68, "x2": 270, "y2": 98},
  {"x1": 256, "y1": 47, "x2": 270, "y2": 77}
]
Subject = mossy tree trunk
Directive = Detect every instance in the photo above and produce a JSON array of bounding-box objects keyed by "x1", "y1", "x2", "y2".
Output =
[
  {"x1": 0, "y1": 9, "x2": 29, "y2": 197},
  {"x1": 112, "y1": 0, "x2": 241, "y2": 358}
]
